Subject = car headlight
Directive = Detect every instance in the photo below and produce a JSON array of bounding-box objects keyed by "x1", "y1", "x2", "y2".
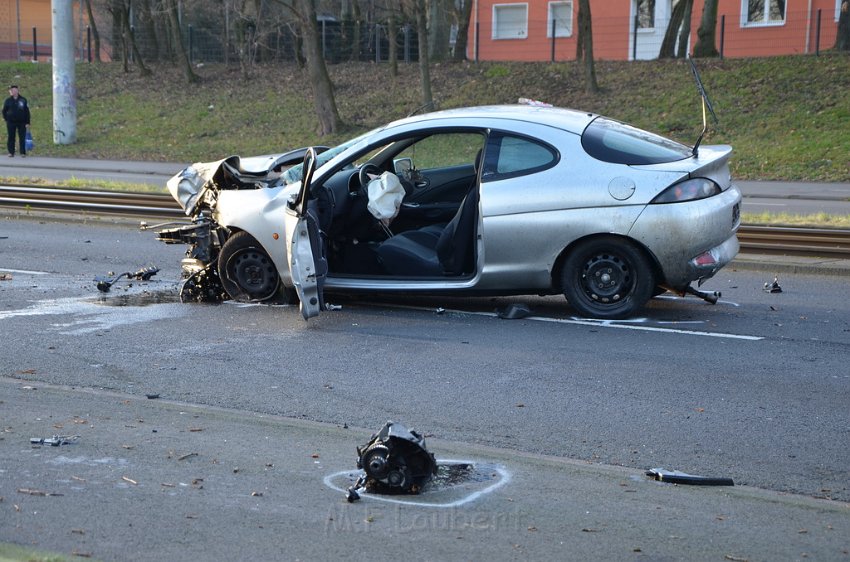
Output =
[{"x1": 651, "y1": 178, "x2": 721, "y2": 204}]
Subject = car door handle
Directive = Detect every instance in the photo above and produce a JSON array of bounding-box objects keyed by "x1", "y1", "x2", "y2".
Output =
[{"x1": 414, "y1": 180, "x2": 429, "y2": 189}]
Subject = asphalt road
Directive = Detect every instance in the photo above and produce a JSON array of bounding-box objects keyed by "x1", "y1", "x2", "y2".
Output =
[
  {"x1": 2, "y1": 215, "x2": 849, "y2": 560},
  {"x1": 1, "y1": 216, "x2": 848, "y2": 498}
]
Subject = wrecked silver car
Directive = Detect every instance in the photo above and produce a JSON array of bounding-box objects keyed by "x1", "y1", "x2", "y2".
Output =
[{"x1": 151, "y1": 102, "x2": 740, "y2": 320}]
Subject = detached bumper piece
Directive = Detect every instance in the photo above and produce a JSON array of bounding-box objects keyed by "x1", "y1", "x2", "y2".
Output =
[
  {"x1": 347, "y1": 421, "x2": 438, "y2": 502},
  {"x1": 646, "y1": 467, "x2": 734, "y2": 486}
]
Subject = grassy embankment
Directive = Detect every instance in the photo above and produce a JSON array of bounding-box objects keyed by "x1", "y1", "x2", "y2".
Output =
[{"x1": 1, "y1": 55, "x2": 848, "y2": 225}]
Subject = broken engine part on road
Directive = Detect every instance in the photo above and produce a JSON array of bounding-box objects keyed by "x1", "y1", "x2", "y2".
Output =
[{"x1": 346, "y1": 421, "x2": 438, "y2": 502}]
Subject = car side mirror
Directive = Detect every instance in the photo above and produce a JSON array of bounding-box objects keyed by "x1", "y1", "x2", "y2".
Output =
[{"x1": 393, "y1": 157, "x2": 413, "y2": 176}]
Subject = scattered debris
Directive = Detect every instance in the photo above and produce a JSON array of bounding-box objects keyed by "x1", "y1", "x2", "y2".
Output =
[
  {"x1": 646, "y1": 468, "x2": 734, "y2": 486},
  {"x1": 30, "y1": 435, "x2": 79, "y2": 446},
  {"x1": 0, "y1": 272, "x2": 12, "y2": 281},
  {"x1": 435, "y1": 307, "x2": 446, "y2": 315},
  {"x1": 251, "y1": 491, "x2": 263, "y2": 497},
  {"x1": 498, "y1": 303, "x2": 532, "y2": 319},
  {"x1": 95, "y1": 266, "x2": 160, "y2": 292},
  {"x1": 122, "y1": 476, "x2": 138, "y2": 485},
  {"x1": 17, "y1": 488, "x2": 63, "y2": 497},
  {"x1": 346, "y1": 421, "x2": 438, "y2": 502},
  {"x1": 145, "y1": 393, "x2": 160, "y2": 400},
  {"x1": 178, "y1": 452, "x2": 198, "y2": 461},
  {"x1": 326, "y1": 303, "x2": 342, "y2": 311},
  {"x1": 763, "y1": 276, "x2": 782, "y2": 293}
]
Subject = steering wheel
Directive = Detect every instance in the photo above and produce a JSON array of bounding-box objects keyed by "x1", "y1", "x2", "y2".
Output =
[{"x1": 358, "y1": 163, "x2": 382, "y2": 195}]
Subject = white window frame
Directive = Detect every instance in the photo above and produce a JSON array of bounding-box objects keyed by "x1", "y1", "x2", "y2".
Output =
[
  {"x1": 837, "y1": 0, "x2": 843, "y2": 22},
  {"x1": 492, "y1": 3, "x2": 529, "y2": 40},
  {"x1": 741, "y1": 0, "x2": 787, "y2": 27},
  {"x1": 547, "y1": 1, "x2": 573, "y2": 38}
]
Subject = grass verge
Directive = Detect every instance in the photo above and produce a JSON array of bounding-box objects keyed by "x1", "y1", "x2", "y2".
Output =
[{"x1": 2, "y1": 55, "x2": 848, "y2": 182}]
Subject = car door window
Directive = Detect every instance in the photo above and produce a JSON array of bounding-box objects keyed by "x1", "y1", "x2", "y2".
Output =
[{"x1": 483, "y1": 133, "x2": 558, "y2": 181}]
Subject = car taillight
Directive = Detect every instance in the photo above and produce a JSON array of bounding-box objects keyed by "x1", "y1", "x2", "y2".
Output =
[
  {"x1": 651, "y1": 178, "x2": 721, "y2": 204},
  {"x1": 692, "y1": 251, "x2": 717, "y2": 266}
]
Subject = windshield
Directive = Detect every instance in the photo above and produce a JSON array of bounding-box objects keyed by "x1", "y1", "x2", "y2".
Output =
[
  {"x1": 581, "y1": 117, "x2": 693, "y2": 165},
  {"x1": 281, "y1": 129, "x2": 377, "y2": 185}
]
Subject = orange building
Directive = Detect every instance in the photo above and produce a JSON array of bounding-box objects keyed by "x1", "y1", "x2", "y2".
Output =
[
  {"x1": 1, "y1": 0, "x2": 83, "y2": 61},
  {"x1": 468, "y1": 0, "x2": 843, "y2": 61}
]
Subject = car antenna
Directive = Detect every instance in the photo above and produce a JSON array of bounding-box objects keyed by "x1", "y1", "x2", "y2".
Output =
[{"x1": 689, "y1": 57, "x2": 718, "y2": 157}]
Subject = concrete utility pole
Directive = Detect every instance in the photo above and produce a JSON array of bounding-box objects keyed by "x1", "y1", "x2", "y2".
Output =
[{"x1": 52, "y1": 0, "x2": 77, "y2": 144}]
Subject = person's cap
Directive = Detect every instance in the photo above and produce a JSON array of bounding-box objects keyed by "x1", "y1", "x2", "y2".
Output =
[{"x1": 9, "y1": 84, "x2": 18, "y2": 89}]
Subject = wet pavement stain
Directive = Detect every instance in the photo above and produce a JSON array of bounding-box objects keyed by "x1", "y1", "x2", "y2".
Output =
[{"x1": 91, "y1": 290, "x2": 181, "y2": 307}]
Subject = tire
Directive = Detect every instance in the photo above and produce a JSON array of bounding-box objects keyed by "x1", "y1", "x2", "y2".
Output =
[
  {"x1": 561, "y1": 236, "x2": 655, "y2": 319},
  {"x1": 217, "y1": 231, "x2": 284, "y2": 303}
]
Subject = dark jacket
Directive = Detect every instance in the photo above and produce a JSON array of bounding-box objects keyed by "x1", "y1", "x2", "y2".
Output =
[{"x1": 2, "y1": 95, "x2": 30, "y2": 125}]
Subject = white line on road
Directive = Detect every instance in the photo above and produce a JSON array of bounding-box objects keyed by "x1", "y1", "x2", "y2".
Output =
[{"x1": 0, "y1": 268, "x2": 50, "y2": 275}]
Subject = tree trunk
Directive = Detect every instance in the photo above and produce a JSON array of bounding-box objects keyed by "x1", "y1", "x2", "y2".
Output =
[
  {"x1": 125, "y1": 4, "x2": 153, "y2": 75},
  {"x1": 297, "y1": 0, "x2": 341, "y2": 135},
  {"x1": 577, "y1": 0, "x2": 598, "y2": 93},
  {"x1": 836, "y1": 0, "x2": 850, "y2": 51},
  {"x1": 136, "y1": 0, "x2": 160, "y2": 61},
  {"x1": 693, "y1": 0, "x2": 719, "y2": 57},
  {"x1": 428, "y1": 0, "x2": 450, "y2": 62},
  {"x1": 84, "y1": 0, "x2": 102, "y2": 62},
  {"x1": 387, "y1": 8, "x2": 398, "y2": 76},
  {"x1": 415, "y1": 0, "x2": 434, "y2": 110},
  {"x1": 452, "y1": 0, "x2": 473, "y2": 61},
  {"x1": 677, "y1": 0, "x2": 694, "y2": 58},
  {"x1": 110, "y1": 0, "x2": 124, "y2": 62},
  {"x1": 164, "y1": 0, "x2": 199, "y2": 83},
  {"x1": 659, "y1": 0, "x2": 686, "y2": 58}
]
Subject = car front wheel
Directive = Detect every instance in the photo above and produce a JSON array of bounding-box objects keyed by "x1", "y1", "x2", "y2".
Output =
[
  {"x1": 218, "y1": 231, "x2": 283, "y2": 303},
  {"x1": 561, "y1": 236, "x2": 655, "y2": 319}
]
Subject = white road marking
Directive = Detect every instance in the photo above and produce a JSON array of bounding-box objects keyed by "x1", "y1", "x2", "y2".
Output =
[
  {"x1": 0, "y1": 268, "x2": 50, "y2": 275},
  {"x1": 375, "y1": 303, "x2": 763, "y2": 341},
  {"x1": 323, "y1": 460, "x2": 511, "y2": 508}
]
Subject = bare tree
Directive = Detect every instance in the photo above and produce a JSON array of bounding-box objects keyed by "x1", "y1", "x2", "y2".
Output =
[
  {"x1": 428, "y1": 0, "x2": 451, "y2": 62},
  {"x1": 410, "y1": 0, "x2": 434, "y2": 110},
  {"x1": 295, "y1": 0, "x2": 341, "y2": 135},
  {"x1": 84, "y1": 0, "x2": 103, "y2": 62},
  {"x1": 693, "y1": 0, "x2": 719, "y2": 57},
  {"x1": 452, "y1": 0, "x2": 473, "y2": 61},
  {"x1": 677, "y1": 0, "x2": 694, "y2": 58},
  {"x1": 576, "y1": 0, "x2": 598, "y2": 93},
  {"x1": 386, "y1": 3, "x2": 399, "y2": 76},
  {"x1": 659, "y1": 0, "x2": 687, "y2": 58},
  {"x1": 164, "y1": 0, "x2": 199, "y2": 83},
  {"x1": 836, "y1": 0, "x2": 850, "y2": 51}
]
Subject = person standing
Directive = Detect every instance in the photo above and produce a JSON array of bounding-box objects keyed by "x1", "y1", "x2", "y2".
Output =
[{"x1": 3, "y1": 85, "x2": 31, "y2": 157}]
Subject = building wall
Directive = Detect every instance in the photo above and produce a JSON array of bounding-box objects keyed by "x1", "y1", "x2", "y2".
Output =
[
  {"x1": 469, "y1": 0, "x2": 842, "y2": 62},
  {"x1": 1, "y1": 0, "x2": 82, "y2": 61}
]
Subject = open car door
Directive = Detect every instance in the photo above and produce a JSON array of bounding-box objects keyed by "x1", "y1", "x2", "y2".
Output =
[{"x1": 283, "y1": 147, "x2": 327, "y2": 320}]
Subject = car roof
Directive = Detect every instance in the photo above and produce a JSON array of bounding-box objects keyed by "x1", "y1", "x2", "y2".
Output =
[{"x1": 387, "y1": 105, "x2": 598, "y2": 135}]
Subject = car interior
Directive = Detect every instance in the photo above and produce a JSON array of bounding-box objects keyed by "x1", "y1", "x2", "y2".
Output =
[{"x1": 312, "y1": 132, "x2": 486, "y2": 279}]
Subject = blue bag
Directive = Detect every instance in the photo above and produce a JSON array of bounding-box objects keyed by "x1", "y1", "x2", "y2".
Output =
[{"x1": 25, "y1": 130, "x2": 34, "y2": 152}]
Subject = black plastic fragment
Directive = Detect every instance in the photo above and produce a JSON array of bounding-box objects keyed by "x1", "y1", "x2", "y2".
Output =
[
  {"x1": 95, "y1": 266, "x2": 160, "y2": 292},
  {"x1": 498, "y1": 303, "x2": 532, "y2": 319},
  {"x1": 646, "y1": 468, "x2": 734, "y2": 486}
]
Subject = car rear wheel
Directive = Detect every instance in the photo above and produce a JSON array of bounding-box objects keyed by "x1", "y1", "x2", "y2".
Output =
[
  {"x1": 218, "y1": 231, "x2": 286, "y2": 303},
  {"x1": 561, "y1": 236, "x2": 655, "y2": 319}
]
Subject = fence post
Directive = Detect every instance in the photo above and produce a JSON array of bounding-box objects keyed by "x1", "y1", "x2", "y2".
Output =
[
  {"x1": 550, "y1": 17, "x2": 556, "y2": 62},
  {"x1": 188, "y1": 24, "x2": 194, "y2": 64},
  {"x1": 32, "y1": 27, "x2": 37, "y2": 61},
  {"x1": 86, "y1": 25, "x2": 91, "y2": 62},
  {"x1": 719, "y1": 15, "x2": 725, "y2": 59},
  {"x1": 815, "y1": 9, "x2": 822, "y2": 56},
  {"x1": 632, "y1": 15, "x2": 638, "y2": 60},
  {"x1": 403, "y1": 23, "x2": 410, "y2": 63}
]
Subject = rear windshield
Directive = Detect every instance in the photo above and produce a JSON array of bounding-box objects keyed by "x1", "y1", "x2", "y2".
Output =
[{"x1": 581, "y1": 117, "x2": 693, "y2": 165}]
